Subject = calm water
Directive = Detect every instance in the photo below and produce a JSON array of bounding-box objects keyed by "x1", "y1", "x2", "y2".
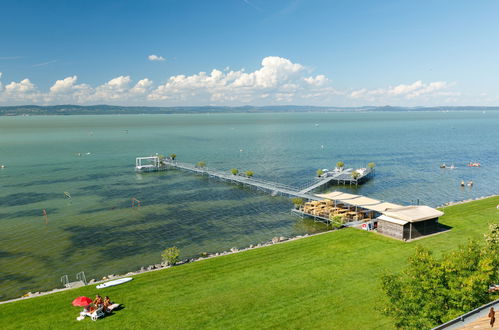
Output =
[{"x1": 1, "y1": 111, "x2": 498, "y2": 300}]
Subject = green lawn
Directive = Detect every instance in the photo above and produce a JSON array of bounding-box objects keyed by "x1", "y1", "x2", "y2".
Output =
[{"x1": 1, "y1": 196, "x2": 497, "y2": 329}]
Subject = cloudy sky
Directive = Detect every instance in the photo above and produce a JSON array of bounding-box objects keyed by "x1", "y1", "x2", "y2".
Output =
[{"x1": 1, "y1": 0, "x2": 498, "y2": 106}]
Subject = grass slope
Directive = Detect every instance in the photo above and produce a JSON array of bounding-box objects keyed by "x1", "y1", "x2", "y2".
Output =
[{"x1": 1, "y1": 196, "x2": 497, "y2": 329}]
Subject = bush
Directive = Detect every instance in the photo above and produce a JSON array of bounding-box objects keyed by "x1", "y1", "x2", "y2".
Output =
[
  {"x1": 351, "y1": 170, "x2": 361, "y2": 179},
  {"x1": 367, "y1": 162, "x2": 376, "y2": 169},
  {"x1": 245, "y1": 170, "x2": 254, "y2": 177},
  {"x1": 336, "y1": 161, "x2": 344, "y2": 169},
  {"x1": 316, "y1": 169, "x2": 324, "y2": 177},
  {"x1": 330, "y1": 215, "x2": 345, "y2": 229},
  {"x1": 196, "y1": 161, "x2": 206, "y2": 168},
  {"x1": 161, "y1": 246, "x2": 180, "y2": 266},
  {"x1": 170, "y1": 153, "x2": 177, "y2": 160},
  {"x1": 230, "y1": 168, "x2": 239, "y2": 175},
  {"x1": 291, "y1": 197, "x2": 304, "y2": 207}
]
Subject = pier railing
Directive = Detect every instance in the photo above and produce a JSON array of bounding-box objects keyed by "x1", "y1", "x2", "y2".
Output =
[{"x1": 136, "y1": 157, "x2": 373, "y2": 199}]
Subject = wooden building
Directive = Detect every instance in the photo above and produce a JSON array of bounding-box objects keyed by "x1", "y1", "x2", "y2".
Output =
[{"x1": 377, "y1": 206, "x2": 444, "y2": 241}]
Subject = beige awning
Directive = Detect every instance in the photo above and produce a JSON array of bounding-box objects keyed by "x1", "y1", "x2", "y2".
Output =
[
  {"x1": 383, "y1": 205, "x2": 444, "y2": 222},
  {"x1": 316, "y1": 191, "x2": 359, "y2": 201},
  {"x1": 343, "y1": 196, "x2": 382, "y2": 207},
  {"x1": 366, "y1": 202, "x2": 403, "y2": 212}
]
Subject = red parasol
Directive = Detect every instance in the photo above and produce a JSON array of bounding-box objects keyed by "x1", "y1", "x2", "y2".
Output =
[{"x1": 72, "y1": 296, "x2": 92, "y2": 306}]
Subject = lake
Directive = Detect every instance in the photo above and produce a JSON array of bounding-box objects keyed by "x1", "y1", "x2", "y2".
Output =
[{"x1": 0, "y1": 111, "x2": 498, "y2": 300}]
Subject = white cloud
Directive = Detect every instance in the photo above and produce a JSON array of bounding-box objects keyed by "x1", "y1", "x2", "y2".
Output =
[
  {"x1": 304, "y1": 74, "x2": 328, "y2": 86},
  {"x1": 349, "y1": 80, "x2": 456, "y2": 102},
  {"x1": 2, "y1": 78, "x2": 40, "y2": 102},
  {"x1": 149, "y1": 56, "x2": 315, "y2": 103},
  {"x1": 50, "y1": 76, "x2": 78, "y2": 94},
  {"x1": 0, "y1": 57, "x2": 465, "y2": 106},
  {"x1": 131, "y1": 78, "x2": 153, "y2": 95},
  {"x1": 5, "y1": 78, "x2": 36, "y2": 94},
  {"x1": 148, "y1": 54, "x2": 165, "y2": 61}
]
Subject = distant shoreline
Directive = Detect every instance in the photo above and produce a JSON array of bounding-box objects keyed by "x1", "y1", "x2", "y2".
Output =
[{"x1": 1, "y1": 105, "x2": 499, "y2": 116}]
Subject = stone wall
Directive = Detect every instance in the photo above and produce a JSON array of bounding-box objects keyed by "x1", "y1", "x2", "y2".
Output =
[{"x1": 378, "y1": 219, "x2": 404, "y2": 240}]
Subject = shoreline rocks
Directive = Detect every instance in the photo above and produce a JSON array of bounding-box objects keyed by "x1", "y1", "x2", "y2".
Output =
[{"x1": 5, "y1": 194, "x2": 497, "y2": 305}]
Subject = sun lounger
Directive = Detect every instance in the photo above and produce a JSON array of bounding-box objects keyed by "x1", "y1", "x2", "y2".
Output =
[
  {"x1": 107, "y1": 303, "x2": 120, "y2": 312},
  {"x1": 78, "y1": 306, "x2": 105, "y2": 321}
]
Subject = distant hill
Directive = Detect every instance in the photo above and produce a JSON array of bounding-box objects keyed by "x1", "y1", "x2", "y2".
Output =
[{"x1": 0, "y1": 104, "x2": 498, "y2": 116}]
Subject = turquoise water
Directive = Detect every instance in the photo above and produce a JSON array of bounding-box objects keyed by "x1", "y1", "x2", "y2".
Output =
[{"x1": 1, "y1": 111, "x2": 498, "y2": 300}]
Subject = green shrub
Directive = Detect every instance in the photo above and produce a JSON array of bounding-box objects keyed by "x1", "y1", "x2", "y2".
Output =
[
  {"x1": 291, "y1": 197, "x2": 304, "y2": 207},
  {"x1": 351, "y1": 170, "x2": 361, "y2": 179},
  {"x1": 330, "y1": 215, "x2": 345, "y2": 229},
  {"x1": 197, "y1": 161, "x2": 206, "y2": 168},
  {"x1": 230, "y1": 168, "x2": 239, "y2": 175},
  {"x1": 245, "y1": 170, "x2": 254, "y2": 177},
  {"x1": 316, "y1": 169, "x2": 324, "y2": 177},
  {"x1": 336, "y1": 161, "x2": 344, "y2": 169},
  {"x1": 161, "y1": 246, "x2": 180, "y2": 265},
  {"x1": 367, "y1": 162, "x2": 376, "y2": 169},
  {"x1": 170, "y1": 153, "x2": 177, "y2": 160}
]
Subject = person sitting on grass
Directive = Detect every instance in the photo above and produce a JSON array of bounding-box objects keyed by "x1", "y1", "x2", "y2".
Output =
[
  {"x1": 93, "y1": 295, "x2": 103, "y2": 307},
  {"x1": 103, "y1": 296, "x2": 112, "y2": 312}
]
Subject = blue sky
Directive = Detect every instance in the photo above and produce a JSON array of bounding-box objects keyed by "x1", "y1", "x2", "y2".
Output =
[{"x1": 1, "y1": 0, "x2": 498, "y2": 106}]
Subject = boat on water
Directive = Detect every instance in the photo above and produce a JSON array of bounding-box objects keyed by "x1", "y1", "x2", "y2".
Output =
[{"x1": 467, "y1": 162, "x2": 481, "y2": 167}]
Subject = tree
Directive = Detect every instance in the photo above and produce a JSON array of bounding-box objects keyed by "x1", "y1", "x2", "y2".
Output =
[
  {"x1": 351, "y1": 170, "x2": 361, "y2": 180},
  {"x1": 316, "y1": 169, "x2": 324, "y2": 177},
  {"x1": 170, "y1": 153, "x2": 177, "y2": 160},
  {"x1": 196, "y1": 161, "x2": 206, "y2": 168},
  {"x1": 381, "y1": 227, "x2": 499, "y2": 329},
  {"x1": 368, "y1": 162, "x2": 376, "y2": 169},
  {"x1": 291, "y1": 197, "x2": 304, "y2": 208},
  {"x1": 161, "y1": 246, "x2": 180, "y2": 266},
  {"x1": 245, "y1": 170, "x2": 254, "y2": 177},
  {"x1": 336, "y1": 161, "x2": 344, "y2": 169},
  {"x1": 230, "y1": 168, "x2": 239, "y2": 175}
]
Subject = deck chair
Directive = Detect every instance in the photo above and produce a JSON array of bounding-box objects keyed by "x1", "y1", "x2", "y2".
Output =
[
  {"x1": 88, "y1": 306, "x2": 105, "y2": 321},
  {"x1": 106, "y1": 303, "x2": 120, "y2": 312}
]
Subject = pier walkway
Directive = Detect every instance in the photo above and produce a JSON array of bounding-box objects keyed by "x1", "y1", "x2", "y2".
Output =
[
  {"x1": 136, "y1": 156, "x2": 373, "y2": 200},
  {"x1": 161, "y1": 160, "x2": 320, "y2": 200}
]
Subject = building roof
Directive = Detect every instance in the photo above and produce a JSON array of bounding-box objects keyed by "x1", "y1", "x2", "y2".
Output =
[
  {"x1": 314, "y1": 192, "x2": 443, "y2": 221},
  {"x1": 433, "y1": 299, "x2": 498, "y2": 329},
  {"x1": 315, "y1": 191, "x2": 403, "y2": 211},
  {"x1": 377, "y1": 215, "x2": 408, "y2": 225},
  {"x1": 367, "y1": 202, "x2": 403, "y2": 212},
  {"x1": 384, "y1": 205, "x2": 444, "y2": 222},
  {"x1": 344, "y1": 196, "x2": 383, "y2": 207},
  {"x1": 316, "y1": 191, "x2": 359, "y2": 200}
]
